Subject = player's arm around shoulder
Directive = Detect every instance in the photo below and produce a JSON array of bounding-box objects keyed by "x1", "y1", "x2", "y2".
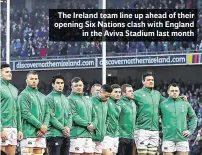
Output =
[
  {"x1": 158, "y1": 90, "x2": 167, "y2": 103},
  {"x1": 133, "y1": 89, "x2": 141, "y2": 102},
  {"x1": 159, "y1": 97, "x2": 169, "y2": 108},
  {"x1": 159, "y1": 98, "x2": 172, "y2": 122}
]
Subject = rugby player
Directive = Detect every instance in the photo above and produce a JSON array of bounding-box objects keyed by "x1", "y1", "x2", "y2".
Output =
[
  {"x1": 19, "y1": 71, "x2": 49, "y2": 155},
  {"x1": 160, "y1": 83, "x2": 197, "y2": 155},
  {"x1": 68, "y1": 77, "x2": 97, "y2": 155},
  {"x1": 0, "y1": 64, "x2": 23, "y2": 155},
  {"x1": 46, "y1": 74, "x2": 72, "y2": 155}
]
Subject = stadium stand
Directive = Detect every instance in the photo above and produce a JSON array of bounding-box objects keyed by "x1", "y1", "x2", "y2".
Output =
[{"x1": 1, "y1": 0, "x2": 202, "y2": 60}]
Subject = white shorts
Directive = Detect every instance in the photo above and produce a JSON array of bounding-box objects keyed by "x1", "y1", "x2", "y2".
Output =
[
  {"x1": 20, "y1": 138, "x2": 46, "y2": 148},
  {"x1": 0, "y1": 128, "x2": 17, "y2": 146},
  {"x1": 162, "y1": 141, "x2": 189, "y2": 152},
  {"x1": 93, "y1": 141, "x2": 103, "y2": 154},
  {"x1": 102, "y1": 136, "x2": 119, "y2": 153},
  {"x1": 134, "y1": 129, "x2": 159, "y2": 153},
  {"x1": 69, "y1": 138, "x2": 94, "y2": 153}
]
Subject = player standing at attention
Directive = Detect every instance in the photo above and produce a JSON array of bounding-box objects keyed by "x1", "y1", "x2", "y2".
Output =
[
  {"x1": 102, "y1": 84, "x2": 121, "y2": 155},
  {"x1": 0, "y1": 64, "x2": 23, "y2": 155},
  {"x1": 134, "y1": 72, "x2": 167, "y2": 155},
  {"x1": 46, "y1": 74, "x2": 72, "y2": 155},
  {"x1": 18, "y1": 71, "x2": 49, "y2": 155},
  {"x1": 117, "y1": 84, "x2": 136, "y2": 155},
  {"x1": 91, "y1": 84, "x2": 112, "y2": 155},
  {"x1": 160, "y1": 83, "x2": 197, "y2": 155},
  {"x1": 134, "y1": 72, "x2": 187, "y2": 155},
  {"x1": 68, "y1": 77, "x2": 97, "y2": 155}
]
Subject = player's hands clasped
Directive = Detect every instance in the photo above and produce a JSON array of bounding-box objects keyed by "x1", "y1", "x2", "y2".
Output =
[
  {"x1": 63, "y1": 127, "x2": 70, "y2": 137},
  {"x1": 0, "y1": 130, "x2": 8, "y2": 141},
  {"x1": 18, "y1": 131, "x2": 23, "y2": 141},
  {"x1": 40, "y1": 125, "x2": 48, "y2": 134},
  {"x1": 183, "y1": 130, "x2": 191, "y2": 137},
  {"x1": 87, "y1": 123, "x2": 94, "y2": 132}
]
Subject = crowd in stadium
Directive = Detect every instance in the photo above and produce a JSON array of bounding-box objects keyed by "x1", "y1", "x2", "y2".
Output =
[
  {"x1": 1, "y1": 0, "x2": 202, "y2": 59},
  {"x1": 1, "y1": 0, "x2": 202, "y2": 155}
]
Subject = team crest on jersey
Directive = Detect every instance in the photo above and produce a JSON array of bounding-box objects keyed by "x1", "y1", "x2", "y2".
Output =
[{"x1": 181, "y1": 105, "x2": 185, "y2": 112}]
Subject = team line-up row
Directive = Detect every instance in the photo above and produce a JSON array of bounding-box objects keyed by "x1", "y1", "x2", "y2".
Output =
[{"x1": 0, "y1": 64, "x2": 198, "y2": 155}]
